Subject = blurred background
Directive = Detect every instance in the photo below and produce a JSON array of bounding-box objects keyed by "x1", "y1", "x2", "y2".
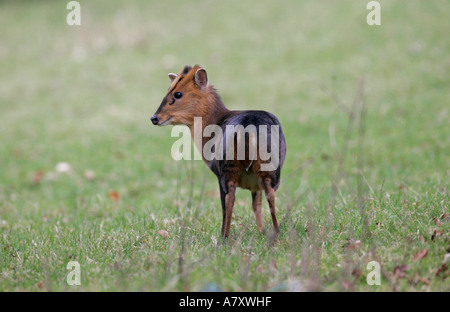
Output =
[{"x1": 1, "y1": 0, "x2": 447, "y2": 193}]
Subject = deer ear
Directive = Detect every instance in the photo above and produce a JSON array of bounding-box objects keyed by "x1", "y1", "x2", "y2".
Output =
[
  {"x1": 168, "y1": 73, "x2": 178, "y2": 82},
  {"x1": 194, "y1": 68, "x2": 208, "y2": 89}
]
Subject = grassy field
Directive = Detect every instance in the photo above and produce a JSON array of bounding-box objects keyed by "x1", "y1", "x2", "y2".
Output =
[{"x1": 0, "y1": 0, "x2": 449, "y2": 291}]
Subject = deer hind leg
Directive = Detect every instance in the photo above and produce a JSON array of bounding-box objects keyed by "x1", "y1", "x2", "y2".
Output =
[
  {"x1": 223, "y1": 181, "x2": 236, "y2": 238},
  {"x1": 251, "y1": 191, "x2": 264, "y2": 233},
  {"x1": 263, "y1": 178, "x2": 279, "y2": 233}
]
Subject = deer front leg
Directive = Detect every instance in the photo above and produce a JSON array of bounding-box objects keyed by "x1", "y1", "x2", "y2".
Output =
[
  {"x1": 251, "y1": 191, "x2": 264, "y2": 233},
  {"x1": 219, "y1": 181, "x2": 227, "y2": 236}
]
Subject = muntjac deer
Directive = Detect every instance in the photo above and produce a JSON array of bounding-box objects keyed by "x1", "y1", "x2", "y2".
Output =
[{"x1": 151, "y1": 65, "x2": 286, "y2": 238}]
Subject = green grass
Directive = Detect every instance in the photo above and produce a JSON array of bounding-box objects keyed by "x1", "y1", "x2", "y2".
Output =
[{"x1": 0, "y1": 0, "x2": 449, "y2": 291}]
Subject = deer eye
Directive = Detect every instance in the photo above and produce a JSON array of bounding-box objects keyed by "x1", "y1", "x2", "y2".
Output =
[{"x1": 174, "y1": 92, "x2": 183, "y2": 99}]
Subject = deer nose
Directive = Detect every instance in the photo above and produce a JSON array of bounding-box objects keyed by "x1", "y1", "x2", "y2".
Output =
[{"x1": 150, "y1": 115, "x2": 159, "y2": 125}]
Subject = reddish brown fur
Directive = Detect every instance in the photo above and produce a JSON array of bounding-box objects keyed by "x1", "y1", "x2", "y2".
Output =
[
  {"x1": 152, "y1": 65, "x2": 286, "y2": 238},
  {"x1": 156, "y1": 65, "x2": 228, "y2": 140}
]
